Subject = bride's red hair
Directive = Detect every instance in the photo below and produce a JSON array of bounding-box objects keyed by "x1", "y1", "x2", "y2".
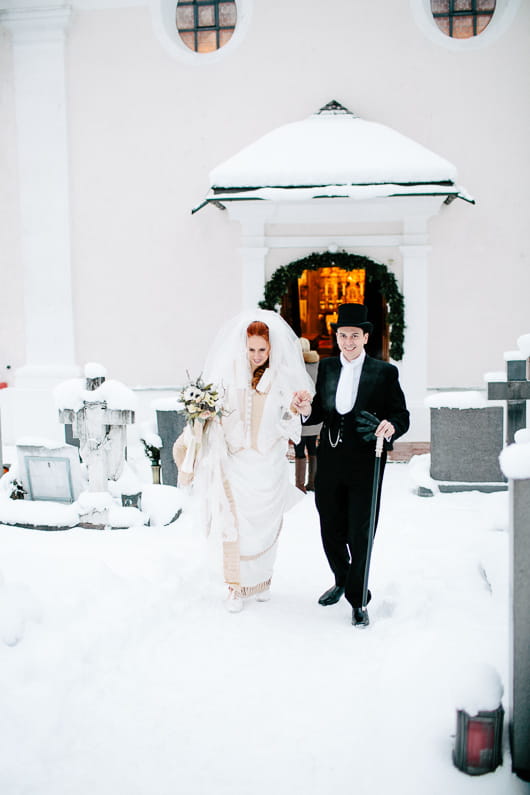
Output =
[
  {"x1": 246, "y1": 321, "x2": 270, "y2": 390},
  {"x1": 246, "y1": 321, "x2": 269, "y2": 340}
]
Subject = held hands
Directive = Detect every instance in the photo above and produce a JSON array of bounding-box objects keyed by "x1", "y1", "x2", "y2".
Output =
[{"x1": 290, "y1": 390, "x2": 313, "y2": 416}]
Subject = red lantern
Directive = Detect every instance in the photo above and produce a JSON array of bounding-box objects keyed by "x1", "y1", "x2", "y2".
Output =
[{"x1": 453, "y1": 705, "x2": 504, "y2": 775}]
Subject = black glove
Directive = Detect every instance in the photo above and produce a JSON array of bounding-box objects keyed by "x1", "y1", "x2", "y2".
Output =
[{"x1": 355, "y1": 410, "x2": 380, "y2": 442}]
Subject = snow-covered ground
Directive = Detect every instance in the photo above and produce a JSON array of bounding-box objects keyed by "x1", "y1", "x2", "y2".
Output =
[{"x1": 0, "y1": 458, "x2": 528, "y2": 795}]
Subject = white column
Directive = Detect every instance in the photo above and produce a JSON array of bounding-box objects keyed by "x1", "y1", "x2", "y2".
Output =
[
  {"x1": 399, "y1": 243, "x2": 431, "y2": 441},
  {"x1": 240, "y1": 244, "x2": 268, "y2": 308},
  {"x1": 226, "y1": 205, "x2": 270, "y2": 309},
  {"x1": 3, "y1": 5, "x2": 79, "y2": 388}
]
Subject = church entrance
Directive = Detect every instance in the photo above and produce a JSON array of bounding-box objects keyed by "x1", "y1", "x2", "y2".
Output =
[
  {"x1": 281, "y1": 265, "x2": 388, "y2": 360},
  {"x1": 260, "y1": 252, "x2": 405, "y2": 362}
]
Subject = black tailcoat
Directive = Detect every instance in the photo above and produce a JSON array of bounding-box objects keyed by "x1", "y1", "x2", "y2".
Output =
[{"x1": 306, "y1": 354, "x2": 409, "y2": 607}]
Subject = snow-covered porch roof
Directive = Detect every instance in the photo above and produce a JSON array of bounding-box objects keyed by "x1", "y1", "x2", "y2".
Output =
[
  {"x1": 192, "y1": 100, "x2": 473, "y2": 213},
  {"x1": 192, "y1": 102, "x2": 474, "y2": 441}
]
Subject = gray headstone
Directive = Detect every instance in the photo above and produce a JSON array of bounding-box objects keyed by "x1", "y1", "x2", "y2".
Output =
[
  {"x1": 487, "y1": 356, "x2": 530, "y2": 444},
  {"x1": 16, "y1": 443, "x2": 84, "y2": 503},
  {"x1": 511, "y1": 477, "x2": 530, "y2": 781},
  {"x1": 64, "y1": 423, "x2": 80, "y2": 448},
  {"x1": 430, "y1": 406, "x2": 506, "y2": 484},
  {"x1": 156, "y1": 410, "x2": 186, "y2": 486}
]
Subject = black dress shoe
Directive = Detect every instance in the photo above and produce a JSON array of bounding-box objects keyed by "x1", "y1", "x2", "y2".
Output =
[
  {"x1": 318, "y1": 585, "x2": 345, "y2": 606},
  {"x1": 352, "y1": 607, "x2": 370, "y2": 627}
]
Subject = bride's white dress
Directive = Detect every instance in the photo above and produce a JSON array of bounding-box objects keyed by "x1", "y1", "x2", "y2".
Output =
[
  {"x1": 195, "y1": 308, "x2": 315, "y2": 596},
  {"x1": 207, "y1": 374, "x2": 302, "y2": 596}
]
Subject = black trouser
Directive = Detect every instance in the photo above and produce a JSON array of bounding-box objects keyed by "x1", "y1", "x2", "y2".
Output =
[
  {"x1": 315, "y1": 445, "x2": 386, "y2": 608},
  {"x1": 293, "y1": 436, "x2": 318, "y2": 458}
]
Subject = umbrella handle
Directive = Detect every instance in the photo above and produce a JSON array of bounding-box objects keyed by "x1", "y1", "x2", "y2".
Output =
[{"x1": 375, "y1": 434, "x2": 384, "y2": 457}]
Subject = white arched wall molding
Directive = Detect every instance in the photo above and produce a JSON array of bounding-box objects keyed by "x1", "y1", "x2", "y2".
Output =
[
  {"x1": 150, "y1": 0, "x2": 254, "y2": 65},
  {"x1": 224, "y1": 195, "x2": 448, "y2": 440}
]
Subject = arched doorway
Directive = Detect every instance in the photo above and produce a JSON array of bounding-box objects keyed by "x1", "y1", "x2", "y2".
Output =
[{"x1": 259, "y1": 252, "x2": 405, "y2": 362}]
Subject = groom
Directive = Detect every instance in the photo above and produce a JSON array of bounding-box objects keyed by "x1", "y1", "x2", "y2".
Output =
[{"x1": 300, "y1": 303, "x2": 409, "y2": 627}]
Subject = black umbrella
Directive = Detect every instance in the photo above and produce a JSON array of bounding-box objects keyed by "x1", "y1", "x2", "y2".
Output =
[
  {"x1": 355, "y1": 410, "x2": 386, "y2": 610},
  {"x1": 362, "y1": 433, "x2": 384, "y2": 608}
]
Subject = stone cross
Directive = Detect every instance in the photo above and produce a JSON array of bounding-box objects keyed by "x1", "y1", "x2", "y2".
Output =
[
  {"x1": 487, "y1": 353, "x2": 530, "y2": 444},
  {"x1": 57, "y1": 367, "x2": 135, "y2": 525}
]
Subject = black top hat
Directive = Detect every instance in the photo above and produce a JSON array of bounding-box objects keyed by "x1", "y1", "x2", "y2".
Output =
[{"x1": 331, "y1": 303, "x2": 373, "y2": 334}]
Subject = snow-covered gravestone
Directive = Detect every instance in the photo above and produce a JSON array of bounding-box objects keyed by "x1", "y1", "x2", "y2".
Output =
[
  {"x1": 487, "y1": 334, "x2": 530, "y2": 445},
  {"x1": 426, "y1": 392, "x2": 505, "y2": 492},
  {"x1": 499, "y1": 429, "x2": 530, "y2": 782},
  {"x1": 55, "y1": 363, "x2": 136, "y2": 526},
  {"x1": 16, "y1": 439, "x2": 84, "y2": 502},
  {"x1": 153, "y1": 397, "x2": 186, "y2": 486}
]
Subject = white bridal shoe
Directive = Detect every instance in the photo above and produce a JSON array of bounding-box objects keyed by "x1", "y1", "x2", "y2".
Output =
[
  {"x1": 225, "y1": 588, "x2": 244, "y2": 613},
  {"x1": 255, "y1": 588, "x2": 271, "y2": 602}
]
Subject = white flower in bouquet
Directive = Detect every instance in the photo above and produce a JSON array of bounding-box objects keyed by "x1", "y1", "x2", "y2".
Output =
[
  {"x1": 183, "y1": 385, "x2": 202, "y2": 402},
  {"x1": 173, "y1": 374, "x2": 228, "y2": 486},
  {"x1": 177, "y1": 374, "x2": 225, "y2": 425}
]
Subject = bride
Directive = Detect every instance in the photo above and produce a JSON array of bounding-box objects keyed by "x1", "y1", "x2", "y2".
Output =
[{"x1": 196, "y1": 309, "x2": 314, "y2": 612}]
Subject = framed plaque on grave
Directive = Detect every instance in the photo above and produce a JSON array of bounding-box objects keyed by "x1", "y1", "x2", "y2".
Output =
[
  {"x1": 16, "y1": 442, "x2": 84, "y2": 504},
  {"x1": 24, "y1": 456, "x2": 75, "y2": 502}
]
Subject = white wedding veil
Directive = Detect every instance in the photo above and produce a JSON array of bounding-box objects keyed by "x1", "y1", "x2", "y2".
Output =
[{"x1": 203, "y1": 308, "x2": 315, "y2": 398}]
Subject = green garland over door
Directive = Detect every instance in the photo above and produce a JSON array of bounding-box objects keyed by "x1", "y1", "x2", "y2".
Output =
[{"x1": 259, "y1": 251, "x2": 405, "y2": 361}]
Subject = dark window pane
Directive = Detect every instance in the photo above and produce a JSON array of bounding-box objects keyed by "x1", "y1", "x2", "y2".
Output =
[
  {"x1": 219, "y1": 2, "x2": 237, "y2": 26},
  {"x1": 198, "y1": 5, "x2": 215, "y2": 27},
  {"x1": 454, "y1": 0, "x2": 473, "y2": 11},
  {"x1": 178, "y1": 30, "x2": 195, "y2": 49},
  {"x1": 219, "y1": 28, "x2": 235, "y2": 46},
  {"x1": 477, "y1": 0, "x2": 496, "y2": 10},
  {"x1": 176, "y1": 6, "x2": 194, "y2": 29},
  {"x1": 452, "y1": 15, "x2": 474, "y2": 38},
  {"x1": 476, "y1": 13, "x2": 494, "y2": 33},
  {"x1": 431, "y1": 0, "x2": 449, "y2": 11},
  {"x1": 197, "y1": 29, "x2": 217, "y2": 52},
  {"x1": 433, "y1": 16, "x2": 451, "y2": 35}
]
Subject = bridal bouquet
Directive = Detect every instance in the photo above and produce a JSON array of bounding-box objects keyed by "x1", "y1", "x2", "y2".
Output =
[
  {"x1": 175, "y1": 374, "x2": 225, "y2": 425},
  {"x1": 173, "y1": 374, "x2": 226, "y2": 486}
]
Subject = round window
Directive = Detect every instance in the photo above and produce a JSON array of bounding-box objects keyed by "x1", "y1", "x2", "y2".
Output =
[
  {"x1": 431, "y1": 0, "x2": 496, "y2": 39},
  {"x1": 176, "y1": 1, "x2": 237, "y2": 53}
]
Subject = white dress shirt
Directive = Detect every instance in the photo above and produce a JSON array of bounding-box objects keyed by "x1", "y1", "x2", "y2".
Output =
[{"x1": 335, "y1": 351, "x2": 366, "y2": 415}]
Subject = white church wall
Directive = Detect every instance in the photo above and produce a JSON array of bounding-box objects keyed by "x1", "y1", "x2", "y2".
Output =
[
  {"x1": 416, "y1": 0, "x2": 530, "y2": 389},
  {"x1": 0, "y1": 0, "x2": 528, "y2": 409},
  {"x1": 66, "y1": 5, "x2": 244, "y2": 386}
]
